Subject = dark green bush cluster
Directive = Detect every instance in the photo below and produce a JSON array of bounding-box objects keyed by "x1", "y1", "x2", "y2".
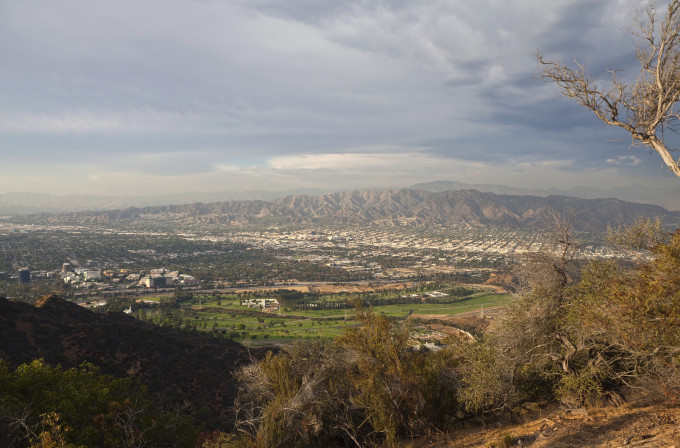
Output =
[{"x1": 0, "y1": 360, "x2": 199, "y2": 448}]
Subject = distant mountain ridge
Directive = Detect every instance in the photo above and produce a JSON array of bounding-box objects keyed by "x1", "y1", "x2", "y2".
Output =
[
  {"x1": 2, "y1": 180, "x2": 679, "y2": 215},
  {"x1": 31, "y1": 188, "x2": 680, "y2": 233},
  {"x1": 0, "y1": 188, "x2": 333, "y2": 215},
  {"x1": 410, "y1": 180, "x2": 680, "y2": 211}
]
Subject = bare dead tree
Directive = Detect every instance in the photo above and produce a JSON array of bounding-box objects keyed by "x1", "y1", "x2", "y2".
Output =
[
  {"x1": 7, "y1": 408, "x2": 39, "y2": 447},
  {"x1": 538, "y1": 1, "x2": 680, "y2": 178},
  {"x1": 114, "y1": 399, "x2": 154, "y2": 448}
]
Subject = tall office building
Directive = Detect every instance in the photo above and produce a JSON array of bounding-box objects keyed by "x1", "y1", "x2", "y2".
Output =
[{"x1": 19, "y1": 268, "x2": 30, "y2": 284}]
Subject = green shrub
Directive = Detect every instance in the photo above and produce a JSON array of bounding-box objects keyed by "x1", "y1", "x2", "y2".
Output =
[
  {"x1": 555, "y1": 367, "x2": 604, "y2": 407},
  {"x1": 0, "y1": 359, "x2": 199, "y2": 448}
]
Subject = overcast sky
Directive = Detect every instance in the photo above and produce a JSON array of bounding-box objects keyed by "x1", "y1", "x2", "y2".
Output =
[{"x1": 1, "y1": 0, "x2": 678, "y2": 196}]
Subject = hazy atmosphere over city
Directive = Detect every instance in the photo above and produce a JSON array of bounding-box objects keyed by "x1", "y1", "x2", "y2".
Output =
[{"x1": 2, "y1": 0, "x2": 679, "y2": 195}]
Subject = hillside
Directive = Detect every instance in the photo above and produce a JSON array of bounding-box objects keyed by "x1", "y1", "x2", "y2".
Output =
[
  {"x1": 435, "y1": 398, "x2": 680, "y2": 447},
  {"x1": 0, "y1": 295, "x2": 250, "y2": 428},
  {"x1": 25, "y1": 189, "x2": 680, "y2": 232},
  {"x1": 410, "y1": 180, "x2": 680, "y2": 211}
]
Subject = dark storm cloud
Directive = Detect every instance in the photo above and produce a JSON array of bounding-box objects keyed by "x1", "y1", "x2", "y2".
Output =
[{"x1": 536, "y1": 1, "x2": 613, "y2": 55}]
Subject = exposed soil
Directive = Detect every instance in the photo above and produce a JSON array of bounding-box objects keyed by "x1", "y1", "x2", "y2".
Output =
[
  {"x1": 417, "y1": 397, "x2": 680, "y2": 447},
  {"x1": 486, "y1": 272, "x2": 515, "y2": 292}
]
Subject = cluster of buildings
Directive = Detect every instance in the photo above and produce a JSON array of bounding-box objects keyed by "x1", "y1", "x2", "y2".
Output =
[
  {"x1": 241, "y1": 298, "x2": 280, "y2": 312},
  {"x1": 138, "y1": 268, "x2": 199, "y2": 288},
  {"x1": 4, "y1": 267, "x2": 51, "y2": 284},
  {"x1": 10, "y1": 262, "x2": 200, "y2": 292},
  {"x1": 60, "y1": 263, "x2": 103, "y2": 284},
  {"x1": 402, "y1": 291, "x2": 450, "y2": 301},
  {"x1": 228, "y1": 226, "x2": 627, "y2": 274}
]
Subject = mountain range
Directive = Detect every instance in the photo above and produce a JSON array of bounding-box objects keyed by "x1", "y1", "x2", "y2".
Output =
[
  {"x1": 410, "y1": 181, "x2": 680, "y2": 211},
  {"x1": 2, "y1": 180, "x2": 679, "y2": 215},
  {"x1": 29, "y1": 188, "x2": 680, "y2": 233}
]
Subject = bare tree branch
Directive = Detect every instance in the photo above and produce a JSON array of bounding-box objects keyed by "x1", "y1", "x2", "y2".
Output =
[{"x1": 538, "y1": 0, "x2": 680, "y2": 178}]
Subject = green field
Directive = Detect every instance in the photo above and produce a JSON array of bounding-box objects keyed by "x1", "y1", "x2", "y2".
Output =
[
  {"x1": 138, "y1": 289, "x2": 510, "y2": 344},
  {"x1": 369, "y1": 293, "x2": 509, "y2": 317},
  {"x1": 284, "y1": 292, "x2": 507, "y2": 318}
]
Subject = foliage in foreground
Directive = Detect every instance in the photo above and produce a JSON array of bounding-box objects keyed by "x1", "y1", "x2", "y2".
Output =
[
  {"x1": 224, "y1": 226, "x2": 680, "y2": 447},
  {"x1": 0, "y1": 360, "x2": 199, "y2": 448},
  {"x1": 3, "y1": 223, "x2": 679, "y2": 447},
  {"x1": 230, "y1": 306, "x2": 462, "y2": 447},
  {"x1": 472, "y1": 225, "x2": 680, "y2": 411}
]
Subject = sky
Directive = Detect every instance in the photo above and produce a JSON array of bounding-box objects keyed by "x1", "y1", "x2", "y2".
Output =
[{"x1": 1, "y1": 0, "x2": 679, "y2": 196}]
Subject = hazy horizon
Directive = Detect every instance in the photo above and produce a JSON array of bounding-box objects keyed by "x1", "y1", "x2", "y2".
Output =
[{"x1": 1, "y1": 179, "x2": 678, "y2": 199}]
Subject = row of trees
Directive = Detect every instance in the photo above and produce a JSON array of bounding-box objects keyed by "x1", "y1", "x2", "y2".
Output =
[{"x1": 274, "y1": 286, "x2": 479, "y2": 311}]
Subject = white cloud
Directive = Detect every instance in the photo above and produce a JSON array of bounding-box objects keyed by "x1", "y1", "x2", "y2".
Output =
[
  {"x1": 606, "y1": 155, "x2": 642, "y2": 166},
  {"x1": 268, "y1": 149, "x2": 423, "y2": 171},
  {"x1": 515, "y1": 159, "x2": 575, "y2": 169},
  {"x1": 0, "y1": 147, "x2": 674, "y2": 197}
]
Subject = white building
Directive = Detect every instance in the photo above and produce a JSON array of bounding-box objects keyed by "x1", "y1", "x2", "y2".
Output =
[
  {"x1": 426, "y1": 291, "x2": 449, "y2": 298},
  {"x1": 179, "y1": 274, "x2": 199, "y2": 286},
  {"x1": 82, "y1": 270, "x2": 102, "y2": 281},
  {"x1": 241, "y1": 298, "x2": 280, "y2": 310}
]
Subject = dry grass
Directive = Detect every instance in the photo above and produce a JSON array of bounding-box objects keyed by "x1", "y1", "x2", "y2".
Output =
[{"x1": 419, "y1": 397, "x2": 680, "y2": 447}]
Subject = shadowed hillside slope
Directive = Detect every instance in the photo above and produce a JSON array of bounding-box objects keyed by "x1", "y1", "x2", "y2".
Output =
[{"x1": 0, "y1": 295, "x2": 250, "y2": 428}]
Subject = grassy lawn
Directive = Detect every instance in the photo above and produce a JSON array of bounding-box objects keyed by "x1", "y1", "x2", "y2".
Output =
[
  {"x1": 141, "y1": 289, "x2": 510, "y2": 343},
  {"x1": 381, "y1": 293, "x2": 510, "y2": 317},
  {"x1": 283, "y1": 293, "x2": 509, "y2": 319}
]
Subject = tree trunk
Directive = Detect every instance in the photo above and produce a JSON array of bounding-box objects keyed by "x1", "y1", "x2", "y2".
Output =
[{"x1": 649, "y1": 137, "x2": 680, "y2": 177}]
